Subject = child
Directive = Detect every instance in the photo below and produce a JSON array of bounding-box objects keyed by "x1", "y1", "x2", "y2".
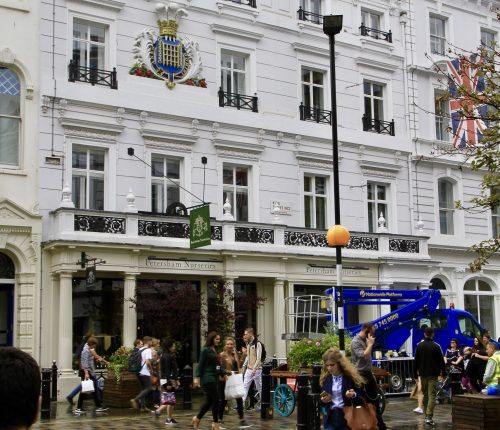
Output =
[
  {"x1": 461, "y1": 347, "x2": 473, "y2": 392},
  {"x1": 153, "y1": 382, "x2": 177, "y2": 426}
]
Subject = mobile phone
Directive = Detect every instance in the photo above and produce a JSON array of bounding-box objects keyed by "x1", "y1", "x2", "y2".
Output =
[{"x1": 320, "y1": 391, "x2": 328, "y2": 397}]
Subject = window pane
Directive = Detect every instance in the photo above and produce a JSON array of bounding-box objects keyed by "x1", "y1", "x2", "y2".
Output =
[
  {"x1": 221, "y1": 69, "x2": 231, "y2": 93},
  {"x1": 370, "y1": 14, "x2": 380, "y2": 30},
  {"x1": 372, "y1": 84, "x2": 383, "y2": 98},
  {"x1": 72, "y1": 40, "x2": 86, "y2": 66},
  {"x1": 151, "y1": 159, "x2": 164, "y2": 177},
  {"x1": 312, "y1": 86, "x2": 323, "y2": 109},
  {"x1": 316, "y1": 196, "x2": 326, "y2": 229},
  {"x1": 72, "y1": 175, "x2": 86, "y2": 209},
  {"x1": 0, "y1": 68, "x2": 21, "y2": 114},
  {"x1": 374, "y1": 99, "x2": 383, "y2": 121},
  {"x1": 302, "y1": 69, "x2": 311, "y2": 83},
  {"x1": 236, "y1": 191, "x2": 248, "y2": 221},
  {"x1": 302, "y1": 84, "x2": 311, "y2": 106},
  {"x1": 89, "y1": 44, "x2": 105, "y2": 69},
  {"x1": 363, "y1": 81, "x2": 371, "y2": 95},
  {"x1": 223, "y1": 168, "x2": 233, "y2": 185},
  {"x1": 361, "y1": 11, "x2": 368, "y2": 25},
  {"x1": 367, "y1": 183, "x2": 374, "y2": 200},
  {"x1": 377, "y1": 203, "x2": 387, "y2": 219},
  {"x1": 151, "y1": 183, "x2": 164, "y2": 213},
  {"x1": 166, "y1": 159, "x2": 179, "y2": 179},
  {"x1": 0, "y1": 118, "x2": 19, "y2": 165},
  {"x1": 464, "y1": 280, "x2": 475, "y2": 291},
  {"x1": 478, "y1": 280, "x2": 491, "y2": 292},
  {"x1": 72, "y1": 150, "x2": 87, "y2": 169},
  {"x1": 89, "y1": 176, "x2": 104, "y2": 210},
  {"x1": 90, "y1": 23, "x2": 106, "y2": 44},
  {"x1": 221, "y1": 53, "x2": 232, "y2": 69},
  {"x1": 73, "y1": 20, "x2": 88, "y2": 40},
  {"x1": 232, "y1": 54, "x2": 245, "y2": 71},
  {"x1": 364, "y1": 97, "x2": 372, "y2": 118},
  {"x1": 315, "y1": 177, "x2": 325, "y2": 194},
  {"x1": 377, "y1": 185, "x2": 386, "y2": 200},
  {"x1": 223, "y1": 190, "x2": 233, "y2": 209},
  {"x1": 304, "y1": 176, "x2": 312, "y2": 192},
  {"x1": 304, "y1": 195, "x2": 312, "y2": 228},
  {"x1": 368, "y1": 202, "x2": 375, "y2": 232},
  {"x1": 478, "y1": 295, "x2": 494, "y2": 331},
  {"x1": 89, "y1": 151, "x2": 105, "y2": 171},
  {"x1": 234, "y1": 71, "x2": 245, "y2": 94},
  {"x1": 312, "y1": 71, "x2": 323, "y2": 85},
  {"x1": 167, "y1": 185, "x2": 180, "y2": 206},
  {"x1": 464, "y1": 294, "x2": 478, "y2": 320},
  {"x1": 235, "y1": 168, "x2": 247, "y2": 186}
]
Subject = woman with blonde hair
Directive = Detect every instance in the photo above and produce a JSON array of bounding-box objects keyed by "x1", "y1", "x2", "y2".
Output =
[{"x1": 320, "y1": 348, "x2": 366, "y2": 430}]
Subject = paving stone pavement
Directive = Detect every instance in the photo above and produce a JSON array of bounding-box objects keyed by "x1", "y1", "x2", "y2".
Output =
[{"x1": 33, "y1": 396, "x2": 455, "y2": 429}]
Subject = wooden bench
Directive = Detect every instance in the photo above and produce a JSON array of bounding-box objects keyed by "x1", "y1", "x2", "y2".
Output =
[{"x1": 452, "y1": 394, "x2": 500, "y2": 430}]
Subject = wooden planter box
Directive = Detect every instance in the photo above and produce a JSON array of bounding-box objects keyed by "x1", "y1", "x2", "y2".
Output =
[
  {"x1": 452, "y1": 394, "x2": 500, "y2": 429},
  {"x1": 103, "y1": 370, "x2": 141, "y2": 408}
]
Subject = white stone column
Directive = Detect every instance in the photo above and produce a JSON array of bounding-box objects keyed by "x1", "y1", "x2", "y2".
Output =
[
  {"x1": 123, "y1": 273, "x2": 138, "y2": 348},
  {"x1": 379, "y1": 284, "x2": 393, "y2": 318},
  {"x1": 273, "y1": 279, "x2": 286, "y2": 359},
  {"x1": 58, "y1": 271, "x2": 74, "y2": 371}
]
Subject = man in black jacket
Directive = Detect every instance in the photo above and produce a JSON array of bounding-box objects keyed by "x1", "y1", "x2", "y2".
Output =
[{"x1": 414, "y1": 327, "x2": 446, "y2": 427}]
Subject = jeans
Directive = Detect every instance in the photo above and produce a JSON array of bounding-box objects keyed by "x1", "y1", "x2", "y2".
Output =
[
  {"x1": 324, "y1": 408, "x2": 348, "y2": 430},
  {"x1": 134, "y1": 374, "x2": 153, "y2": 408},
  {"x1": 421, "y1": 375, "x2": 438, "y2": 418},
  {"x1": 197, "y1": 382, "x2": 219, "y2": 423},
  {"x1": 76, "y1": 373, "x2": 101, "y2": 409}
]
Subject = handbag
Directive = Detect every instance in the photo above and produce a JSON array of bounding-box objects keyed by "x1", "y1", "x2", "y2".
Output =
[
  {"x1": 343, "y1": 400, "x2": 377, "y2": 430},
  {"x1": 81, "y1": 379, "x2": 95, "y2": 393},
  {"x1": 161, "y1": 390, "x2": 176, "y2": 405},
  {"x1": 224, "y1": 372, "x2": 246, "y2": 400}
]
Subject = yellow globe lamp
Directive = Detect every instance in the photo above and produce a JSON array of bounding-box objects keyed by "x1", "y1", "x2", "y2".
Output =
[{"x1": 326, "y1": 224, "x2": 350, "y2": 247}]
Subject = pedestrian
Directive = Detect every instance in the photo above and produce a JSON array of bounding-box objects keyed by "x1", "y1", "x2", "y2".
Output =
[
  {"x1": 469, "y1": 336, "x2": 487, "y2": 392},
  {"x1": 192, "y1": 331, "x2": 228, "y2": 430},
  {"x1": 66, "y1": 332, "x2": 92, "y2": 405},
  {"x1": 482, "y1": 341, "x2": 500, "y2": 390},
  {"x1": 153, "y1": 381, "x2": 177, "y2": 424},
  {"x1": 75, "y1": 336, "x2": 108, "y2": 414},
  {"x1": 241, "y1": 327, "x2": 263, "y2": 407},
  {"x1": 130, "y1": 336, "x2": 154, "y2": 412},
  {"x1": 461, "y1": 347, "x2": 473, "y2": 392},
  {"x1": 159, "y1": 340, "x2": 180, "y2": 426},
  {"x1": 151, "y1": 338, "x2": 161, "y2": 408},
  {"x1": 350, "y1": 322, "x2": 389, "y2": 430},
  {"x1": 444, "y1": 338, "x2": 463, "y2": 370},
  {"x1": 218, "y1": 336, "x2": 249, "y2": 428},
  {"x1": 413, "y1": 327, "x2": 446, "y2": 427},
  {"x1": 0, "y1": 347, "x2": 41, "y2": 430},
  {"x1": 320, "y1": 348, "x2": 366, "y2": 430}
]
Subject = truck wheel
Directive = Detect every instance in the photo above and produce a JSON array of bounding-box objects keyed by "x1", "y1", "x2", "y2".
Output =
[{"x1": 389, "y1": 373, "x2": 405, "y2": 392}]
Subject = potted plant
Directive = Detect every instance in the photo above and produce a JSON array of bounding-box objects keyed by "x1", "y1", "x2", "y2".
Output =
[
  {"x1": 103, "y1": 346, "x2": 140, "y2": 408},
  {"x1": 287, "y1": 324, "x2": 352, "y2": 371}
]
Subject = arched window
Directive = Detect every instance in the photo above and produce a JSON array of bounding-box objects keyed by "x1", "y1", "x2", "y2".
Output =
[
  {"x1": 438, "y1": 178, "x2": 454, "y2": 235},
  {"x1": 431, "y1": 278, "x2": 447, "y2": 309},
  {"x1": 464, "y1": 279, "x2": 495, "y2": 333},
  {"x1": 0, "y1": 67, "x2": 21, "y2": 167}
]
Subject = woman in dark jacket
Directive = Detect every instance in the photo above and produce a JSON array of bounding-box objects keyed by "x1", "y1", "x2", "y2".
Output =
[
  {"x1": 467, "y1": 336, "x2": 488, "y2": 392},
  {"x1": 320, "y1": 348, "x2": 366, "y2": 430},
  {"x1": 192, "y1": 331, "x2": 227, "y2": 430},
  {"x1": 159, "y1": 340, "x2": 179, "y2": 425}
]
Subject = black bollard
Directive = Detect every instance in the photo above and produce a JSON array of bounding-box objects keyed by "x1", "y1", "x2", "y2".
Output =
[
  {"x1": 260, "y1": 363, "x2": 273, "y2": 419},
  {"x1": 296, "y1": 371, "x2": 310, "y2": 429},
  {"x1": 307, "y1": 392, "x2": 321, "y2": 430},
  {"x1": 41, "y1": 368, "x2": 52, "y2": 419},
  {"x1": 310, "y1": 364, "x2": 322, "y2": 395},
  {"x1": 182, "y1": 365, "x2": 193, "y2": 410},
  {"x1": 51, "y1": 360, "x2": 58, "y2": 401}
]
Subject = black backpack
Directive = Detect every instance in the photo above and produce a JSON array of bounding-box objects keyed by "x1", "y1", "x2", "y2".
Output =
[
  {"x1": 258, "y1": 341, "x2": 266, "y2": 362},
  {"x1": 128, "y1": 347, "x2": 145, "y2": 373}
]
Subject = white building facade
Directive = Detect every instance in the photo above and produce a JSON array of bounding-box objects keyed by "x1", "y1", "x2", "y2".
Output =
[
  {"x1": 31, "y1": 0, "x2": 499, "y2": 393},
  {"x1": 0, "y1": 0, "x2": 41, "y2": 357}
]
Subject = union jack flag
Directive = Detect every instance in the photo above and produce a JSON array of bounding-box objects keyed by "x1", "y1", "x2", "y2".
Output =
[{"x1": 447, "y1": 54, "x2": 488, "y2": 148}]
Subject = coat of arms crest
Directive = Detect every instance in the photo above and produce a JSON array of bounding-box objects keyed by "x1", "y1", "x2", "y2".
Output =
[{"x1": 131, "y1": 2, "x2": 204, "y2": 89}]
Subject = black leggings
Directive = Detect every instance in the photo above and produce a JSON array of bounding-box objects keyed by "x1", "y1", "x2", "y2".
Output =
[{"x1": 197, "y1": 382, "x2": 219, "y2": 423}]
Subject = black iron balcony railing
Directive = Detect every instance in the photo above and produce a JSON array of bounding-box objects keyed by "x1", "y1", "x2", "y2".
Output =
[
  {"x1": 297, "y1": 6, "x2": 323, "y2": 24},
  {"x1": 359, "y1": 24, "x2": 392, "y2": 43},
  {"x1": 226, "y1": 0, "x2": 257, "y2": 7},
  {"x1": 68, "y1": 60, "x2": 118, "y2": 89},
  {"x1": 218, "y1": 87, "x2": 258, "y2": 112},
  {"x1": 299, "y1": 103, "x2": 331, "y2": 124},
  {"x1": 362, "y1": 115, "x2": 395, "y2": 136}
]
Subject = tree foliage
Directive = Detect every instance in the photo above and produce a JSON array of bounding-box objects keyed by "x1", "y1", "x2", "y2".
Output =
[{"x1": 434, "y1": 44, "x2": 499, "y2": 271}]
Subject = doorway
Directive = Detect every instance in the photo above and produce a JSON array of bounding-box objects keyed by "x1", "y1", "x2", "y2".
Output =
[{"x1": 0, "y1": 286, "x2": 14, "y2": 347}]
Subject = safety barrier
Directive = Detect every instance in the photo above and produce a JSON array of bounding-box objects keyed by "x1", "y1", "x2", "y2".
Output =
[{"x1": 372, "y1": 356, "x2": 415, "y2": 396}]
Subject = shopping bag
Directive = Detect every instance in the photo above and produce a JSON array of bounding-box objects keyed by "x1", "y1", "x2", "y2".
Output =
[
  {"x1": 343, "y1": 401, "x2": 377, "y2": 430},
  {"x1": 81, "y1": 379, "x2": 95, "y2": 393},
  {"x1": 224, "y1": 372, "x2": 245, "y2": 400}
]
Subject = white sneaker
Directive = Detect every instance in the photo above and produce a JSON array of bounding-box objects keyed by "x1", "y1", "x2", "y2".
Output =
[{"x1": 413, "y1": 407, "x2": 424, "y2": 414}]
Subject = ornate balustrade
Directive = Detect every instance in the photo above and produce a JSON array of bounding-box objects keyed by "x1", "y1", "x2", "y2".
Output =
[{"x1": 51, "y1": 209, "x2": 429, "y2": 260}]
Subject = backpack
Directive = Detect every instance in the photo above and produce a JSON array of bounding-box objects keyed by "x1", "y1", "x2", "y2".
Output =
[
  {"x1": 128, "y1": 347, "x2": 145, "y2": 373},
  {"x1": 258, "y1": 341, "x2": 266, "y2": 362}
]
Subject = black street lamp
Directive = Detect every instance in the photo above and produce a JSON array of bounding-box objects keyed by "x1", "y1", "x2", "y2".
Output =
[{"x1": 323, "y1": 15, "x2": 349, "y2": 355}]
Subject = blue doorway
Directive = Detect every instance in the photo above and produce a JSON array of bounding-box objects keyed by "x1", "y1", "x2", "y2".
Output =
[{"x1": 0, "y1": 284, "x2": 14, "y2": 346}]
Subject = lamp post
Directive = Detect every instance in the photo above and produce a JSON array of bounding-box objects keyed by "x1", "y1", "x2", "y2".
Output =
[{"x1": 323, "y1": 15, "x2": 348, "y2": 355}]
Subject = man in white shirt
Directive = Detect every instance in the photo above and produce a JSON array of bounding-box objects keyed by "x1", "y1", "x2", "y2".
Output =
[
  {"x1": 130, "y1": 336, "x2": 153, "y2": 411},
  {"x1": 242, "y1": 327, "x2": 263, "y2": 406}
]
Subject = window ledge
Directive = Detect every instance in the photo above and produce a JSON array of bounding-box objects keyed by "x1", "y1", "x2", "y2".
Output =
[
  {"x1": 292, "y1": 42, "x2": 330, "y2": 58},
  {"x1": 213, "y1": 138, "x2": 264, "y2": 160},
  {"x1": 355, "y1": 56, "x2": 400, "y2": 73},
  {"x1": 0, "y1": 0, "x2": 29, "y2": 12},
  {"x1": 0, "y1": 168, "x2": 27, "y2": 176},
  {"x1": 141, "y1": 129, "x2": 197, "y2": 152},
  {"x1": 70, "y1": 0, "x2": 125, "y2": 12},
  {"x1": 215, "y1": 1, "x2": 259, "y2": 22},
  {"x1": 59, "y1": 117, "x2": 124, "y2": 142},
  {"x1": 210, "y1": 23, "x2": 263, "y2": 41},
  {"x1": 295, "y1": 150, "x2": 334, "y2": 170},
  {"x1": 359, "y1": 160, "x2": 402, "y2": 173}
]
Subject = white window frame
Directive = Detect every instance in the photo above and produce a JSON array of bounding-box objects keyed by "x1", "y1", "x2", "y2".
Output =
[
  {"x1": 67, "y1": 1, "x2": 118, "y2": 73},
  {"x1": 491, "y1": 187, "x2": 500, "y2": 239},
  {"x1": 361, "y1": 8, "x2": 382, "y2": 31},
  {"x1": 65, "y1": 137, "x2": 116, "y2": 211},
  {"x1": 437, "y1": 178, "x2": 455, "y2": 235},
  {"x1": 298, "y1": 165, "x2": 332, "y2": 228},
  {"x1": 0, "y1": 66, "x2": 22, "y2": 169},
  {"x1": 480, "y1": 28, "x2": 496, "y2": 50},
  {"x1": 429, "y1": 14, "x2": 447, "y2": 56},
  {"x1": 366, "y1": 181, "x2": 390, "y2": 233},
  {"x1": 216, "y1": 156, "x2": 259, "y2": 222},
  {"x1": 220, "y1": 50, "x2": 248, "y2": 95},
  {"x1": 301, "y1": 66, "x2": 326, "y2": 109},
  {"x1": 216, "y1": 41, "x2": 256, "y2": 98},
  {"x1": 303, "y1": 173, "x2": 328, "y2": 229},
  {"x1": 71, "y1": 18, "x2": 108, "y2": 70},
  {"x1": 434, "y1": 88, "x2": 450, "y2": 142},
  {"x1": 222, "y1": 163, "x2": 250, "y2": 222},
  {"x1": 149, "y1": 155, "x2": 183, "y2": 214},
  {"x1": 71, "y1": 145, "x2": 106, "y2": 210},
  {"x1": 463, "y1": 277, "x2": 496, "y2": 332},
  {"x1": 363, "y1": 80, "x2": 385, "y2": 122}
]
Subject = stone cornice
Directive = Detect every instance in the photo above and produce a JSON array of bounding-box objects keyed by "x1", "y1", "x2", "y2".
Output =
[
  {"x1": 291, "y1": 42, "x2": 330, "y2": 57},
  {"x1": 295, "y1": 150, "x2": 333, "y2": 170},
  {"x1": 359, "y1": 160, "x2": 402, "y2": 173},
  {"x1": 210, "y1": 23, "x2": 263, "y2": 41},
  {"x1": 71, "y1": 0, "x2": 125, "y2": 12},
  {"x1": 59, "y1": 118, "x2": 125, "y2": 141},
  {"x1": 141, "y1": 129, "x2": 197, "y2": 152},
  {"x1": 355, "y1": 56, "x2": 402, "y2": 73},
  {"x1": 213, "y1": 139, "x2": 265, "y2": 160}
]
